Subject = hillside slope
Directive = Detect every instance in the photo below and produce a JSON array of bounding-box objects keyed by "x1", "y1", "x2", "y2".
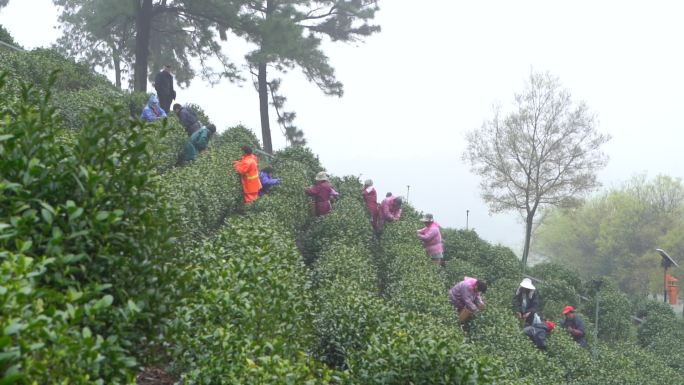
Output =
[{"x1": 2, "y1": 46, "x2": 684, "y2": 385}]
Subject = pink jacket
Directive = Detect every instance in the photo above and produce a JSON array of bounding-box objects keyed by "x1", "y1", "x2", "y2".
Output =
[
  {"x1": 417, "y1": 221, "x2": 443, "y2": 256},
  {"x1": 449, "y1": 276, "x2": 484, "y2": 313},
  {"x1": 380, "y1": 195, "x2": 402, "y2": 221}
]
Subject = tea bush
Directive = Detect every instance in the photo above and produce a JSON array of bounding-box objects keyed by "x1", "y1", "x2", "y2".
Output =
[
  {"x1": 442, "y1": 228, "x2": 519, "y2": 283},
  {"x1": 303, "y1": 184, "x2": 507, "y2": 383},
  {"x1": 167, "y1": 218, "x2": 340, "y2": 384},
  {"x1": 161, "y1": 125, "x2": 259, "y2": 239},
  {"x1": 4, "y1": 47, "x2": 684, "y2": 385},
  {"x1": 0, "y1": 76, "x2": 175, "y2": 383}
]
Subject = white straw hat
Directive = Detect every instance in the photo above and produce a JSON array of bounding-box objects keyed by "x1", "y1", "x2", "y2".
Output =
[
  {"x1": 519, "y1": 278, "x2": 535, "y2": 290},
  {"x1": 315, "y1": 171, "x2": 329, "y2": 181}
]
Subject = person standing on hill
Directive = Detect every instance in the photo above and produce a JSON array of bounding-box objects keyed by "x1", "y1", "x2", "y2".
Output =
[
  {"x1": 449, "y1": 276, "x2": 487, "y2": 325},
  {"x1": 513, "y1": 278, "x2": 542, "y2": 326},
  {"x1": 140, "y1": 94, "x2": 167, "y2": 122},
  {"x1": 305, "y1": 172, "x2": 339, "y2": 216},
  {"x1": 362, "y1": 179, "x2": 379, "y2": 231},
  {"x1": 154, "y1": 64, "x2": 175, "y2": 113},
  {"x1": 181, "y1": 124, "x2": 216, "y2": 163},
  {"x1": 417, "y1": 213, "x2": 444, "y2": 266},
  {"x1": 233, "y1": 146, "x2": 261, "y2": 204},
  {"x1": 259, "y1": 166, "x2": 282, "y2": 196},
  {"x1": 173, "y1": 103, "x2": 201, "y2": 136},
  {"x1": 561, "y1": 305, "x2": 587, "y2": 347},
  {"x1": 376, "y1": 192, "x2": 402, "y2": 232}
]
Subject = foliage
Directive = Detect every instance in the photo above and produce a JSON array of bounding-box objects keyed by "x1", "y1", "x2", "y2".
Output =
[
  {"x1": 167, "y1": 218, "x2": 340, "y2": 384},
  {"x1": 300, "y1": 179, "x2": 372, "y2": 265},
  {"x1": 528, "y1": 262, "x2": 583, "y2": 317},
  {"x1": 0, "y1": 48, "x2": 188, "y2": 172},
  {"x1": 583, "y1": 278, "x2": 633, "y2": 343},
  {"x1": 635, "y1": 299, "x2": 684, "y2": 373},
  {"x1": 464, "y1": 71, "x2": 610, "y2": 268},
  {"x1": 53, "y1": 0, "x2": 242, "y2": 89},
  {"x1": 535, "y1": 174, "x2": 684, "y2": 295},
  {"x1": 0, "y1": 24, "x2": 20, "y2": 48},
  {"x1": 0, "y1": 48, "x2": 111, "y2": 93},
  {"x1": 0, "y1": 76, "x2": 175, "y2": 383},
  {"x1": 249, "y1": 147, "x2": 322, "y2": 233},
  {"x1": 3, "y1": 46, "x2": 684, "y2": 384},
  {"x1": 161, "y1": 125, "x2": 259, "y2": 239},
  {"x1": 239, "y1": 0, "x2": 381, "y2": 150},
  {"x1": 183, "y1": 102, "x2": 213, "y2": 127}
]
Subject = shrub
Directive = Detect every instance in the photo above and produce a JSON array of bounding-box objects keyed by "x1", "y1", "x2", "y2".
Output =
[
  {"x1": 161, "y1": 125, "x2": 259, "y2": 238},
  {"x1": 184, "y1": 103, "x2": 213, "y2": 127},
  {"x1": 0, "y1": 48, "x2": 110, "y2": 94},
  {"x1": 0, "y1": 24, "x2": 20, "y2": 48},
  {"x1": 583, "y1": 278, "x2": 633, "y2": 343},
  {"x1": 167, "y1": 218, "x2": 339, "y2": 384},
  {"x1": 0, "y1": 76, "x2": 175, "y2": 383}
]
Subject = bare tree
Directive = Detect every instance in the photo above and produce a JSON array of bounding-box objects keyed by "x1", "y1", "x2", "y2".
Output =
[{"x1": 464, "y1": 72, "x2": 610, "y2": 271}]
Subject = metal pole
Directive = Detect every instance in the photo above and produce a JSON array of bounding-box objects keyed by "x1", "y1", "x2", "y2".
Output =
[
  {"x1": 664, "y1": 267, "x2": 668, "y2": 304},
  {"x1": 466, "y1": 210, "x2": 469, "y2": 230},
  {"x1": 0, "y1": 40, "x2": 24, "y2": 51},
  {"x1": 593, "y1": 290, "x2": 599, "y2": 360},
  {"x1": 406, "y1": 185, "x2": 410, "y2": 203}
]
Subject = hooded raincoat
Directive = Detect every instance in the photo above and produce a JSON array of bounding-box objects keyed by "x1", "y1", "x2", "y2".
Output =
[
  {"x1": 259, "y1": 171, "x2": 282, "y2": 196},
  {"x1": 417, "y1": 221, "x2": 443, "y2": 257},
  {"x1": 141, "y1": 94, "x2": 167, "y2": 122},
  {"x1": 449, "y1": 276, "x2": 485, "y2": 313}
]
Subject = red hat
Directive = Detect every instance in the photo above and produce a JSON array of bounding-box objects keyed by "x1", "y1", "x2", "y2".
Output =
[
  {"x1": 546, "y1": 320, "x2": 556, "y2": 331},
  {"x1": 562, "y1": 305, "x2": 576, "y2": 315}
]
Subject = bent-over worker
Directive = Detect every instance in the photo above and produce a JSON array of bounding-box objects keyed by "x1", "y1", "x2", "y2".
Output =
[{"x1": 449, "y1": 276, "x2": 487, "y2": 324}]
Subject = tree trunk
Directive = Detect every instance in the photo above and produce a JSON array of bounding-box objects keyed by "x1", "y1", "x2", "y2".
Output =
[
  {"x1": 258, "y1": 62, "x2": 273, "y2": 153},
  {"x1": 521, "y1": 211, "x2": 535, "y2": 273},
  {"x1": 113, "y1": 48, "x2": 122, "y2": 89},
  {"x1": 134, "y1": 0, "x2": 153, "y2": 92}
]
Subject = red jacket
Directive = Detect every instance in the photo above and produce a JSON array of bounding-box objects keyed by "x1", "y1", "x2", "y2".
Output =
[
  {"x1": 362, "y1": 187, "x2": 378, "y2": 214},
  {"x1": 305, "y1": 181, "x2": 339, "y2": 216}
]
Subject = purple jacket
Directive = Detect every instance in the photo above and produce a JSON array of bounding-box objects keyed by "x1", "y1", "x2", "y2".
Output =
[
  {"x1": 259, "y1": 171, "x2": 281, "y2": 196},
  {"x1": 417, "y1": 222, "x2": 443, "y2": 256},
  {"x1": 449, "y1": 276, "x2": 484, "y2": 313}
]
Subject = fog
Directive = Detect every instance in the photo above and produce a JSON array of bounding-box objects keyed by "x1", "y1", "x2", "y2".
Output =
[{"x1": 2, "y1": 0, "x2": 683, "y2": 253}]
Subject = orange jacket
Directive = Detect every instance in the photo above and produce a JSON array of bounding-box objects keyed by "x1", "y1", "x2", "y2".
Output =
[{"x1": 233, "y1": 154, "x2": 262, "y2": 193}]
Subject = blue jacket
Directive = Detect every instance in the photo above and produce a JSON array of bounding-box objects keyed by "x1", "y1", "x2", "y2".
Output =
[
  {"x1": 259, "y1": 171, "x2": 281, "y2": 195},
  {"x1": 141, "y1": 94, "x2": 167, "y2": 122},
  {"x1": 561, "y1": 316, "x2": 588, "y2": 347}
]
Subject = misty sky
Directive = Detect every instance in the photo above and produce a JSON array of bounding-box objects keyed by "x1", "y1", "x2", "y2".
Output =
[{"x1": 2, "y1": 1, "x2": 683, "y2": 254}]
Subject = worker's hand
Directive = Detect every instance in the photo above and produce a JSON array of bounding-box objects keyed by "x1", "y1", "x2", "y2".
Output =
[
  {"x1": 523, "y1": 312, "x2": 530, "y2": 320},
  {"x1": 477, "y1": 303, "x2": 486, "y2": 311}
]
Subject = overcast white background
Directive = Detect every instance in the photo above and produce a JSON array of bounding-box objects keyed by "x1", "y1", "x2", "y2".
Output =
[{"x1": 2, "y1": 1, "x2": 683, "y2": 254}]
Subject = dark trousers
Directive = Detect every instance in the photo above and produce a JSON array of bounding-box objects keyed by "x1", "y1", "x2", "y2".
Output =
[{"x1": 158, "y1": 95, "x2": 172, "y2": 114}]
